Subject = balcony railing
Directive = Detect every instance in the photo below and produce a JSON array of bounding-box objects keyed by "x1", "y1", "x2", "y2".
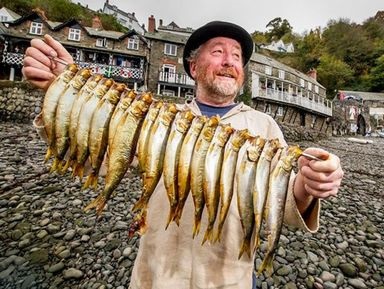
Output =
[
  {"x1": 158, "y1": 71, "x2": 195, "y2": 86},
  {"x1": 256, "y1": 88, "x2": 332, "y2": 116},
  {"x1": 2, "y1": 52, "x2": 24, "y2": 66},
  {"x1": 77, "y1": 61, "x2": 144, "y2": 80}
]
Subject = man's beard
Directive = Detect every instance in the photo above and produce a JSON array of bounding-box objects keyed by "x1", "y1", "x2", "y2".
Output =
[{"x1": 195, "y1": 65, "x2": 243, "y2": 98}]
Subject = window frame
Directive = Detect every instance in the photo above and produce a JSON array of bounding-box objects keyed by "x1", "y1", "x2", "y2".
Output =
[
  {"x1": 68, "y1": 28, "x2": 81, "y2": 41},
  {"x1": 127, "y1": 36, "x2": 139, "y2": 50},
  {"x1": 30, "y1": 22, "x2": 43, "y2": 35},
  {"x1": 164, "y1": 43, "x2": 177, "y2": 56}
]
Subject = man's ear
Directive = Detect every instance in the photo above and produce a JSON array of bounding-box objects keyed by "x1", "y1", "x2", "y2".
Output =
[{"x1": 190, "y1": 62, "x2": 197, "y2": 79}]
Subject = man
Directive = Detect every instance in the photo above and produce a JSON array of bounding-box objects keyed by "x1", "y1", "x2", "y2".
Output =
[{"x1": 23, "y1": 21, "x2": 343, "y2": 289}]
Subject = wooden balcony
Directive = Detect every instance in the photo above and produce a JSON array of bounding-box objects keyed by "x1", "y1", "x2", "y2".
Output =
[
  {"x1": 255, "y1": 88, "x2": 332, "y2": 116},
  {"x1": 158, "y1": 71, "x2": 195, "y2": 87}
]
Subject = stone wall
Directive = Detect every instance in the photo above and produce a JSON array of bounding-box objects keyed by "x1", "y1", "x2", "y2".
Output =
[{"x1": 0, "y1": 80, "x2": 44, "y2": 123}]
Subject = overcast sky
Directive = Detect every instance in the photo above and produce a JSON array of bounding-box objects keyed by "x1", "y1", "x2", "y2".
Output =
[{"x1": 72, "y1": 0, "x2": 383, "y2": 34}]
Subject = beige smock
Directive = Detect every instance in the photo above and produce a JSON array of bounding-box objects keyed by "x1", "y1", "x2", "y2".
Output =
[
  {"x1": 33, "y1": 99, "x2": 320, "y2": 289},
  {"x1": 128, "y1": 100, "x2": 320, "y2": 289}
]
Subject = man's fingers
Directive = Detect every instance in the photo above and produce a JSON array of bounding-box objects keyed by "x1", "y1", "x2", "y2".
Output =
[
  {"x1": 23, "y1": 56, "x2": 53, "y2": 73},
  {"x1": 304, "y1": 184, "x2": 338, "y2": 199},
  {"x1": 24, "y1": 46, "x2": 53, "y2": 68},
  {"x1": 44, "y1": 35, "x2": 73, "y2": 62},
  {"x1": 22, "y1": 66, "x2": 55, "y2": 82}
]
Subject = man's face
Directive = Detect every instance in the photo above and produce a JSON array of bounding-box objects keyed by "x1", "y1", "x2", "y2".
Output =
[{"x1": 190, "y1": 37, "x2": 245, "y2": 100}]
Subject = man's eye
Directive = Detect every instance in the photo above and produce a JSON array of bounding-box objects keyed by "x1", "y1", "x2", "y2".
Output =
[{"x1": 212, "y1": 49, "x2": 223, "y2": 54}]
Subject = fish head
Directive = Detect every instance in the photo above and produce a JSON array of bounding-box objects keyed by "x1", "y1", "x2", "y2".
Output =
[
  {"x1": 230, "y1": 129, "x2": 251, "y2": 151},
  {"x1": 281, "y1": 145, "x2": 302, "y2": 171},
  {"x1": 175, "y1": 110, "x2": 195, "y2": 132}
]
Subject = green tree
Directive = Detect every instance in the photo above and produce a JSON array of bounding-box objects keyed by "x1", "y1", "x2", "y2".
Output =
[
  {"x1": 317, "y1": 54, "x2": 354, "y2": 97},
  {"x1": 265, "y1": 17, "x2": 293, "y2": 41},
  {"x1": 368, "y1": 55, "x2": 384, "y2": 92}
]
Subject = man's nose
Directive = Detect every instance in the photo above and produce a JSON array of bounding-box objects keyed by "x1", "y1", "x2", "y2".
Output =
[{"x1": 222, "y1": 53, "x2": 235, "y2": 67}]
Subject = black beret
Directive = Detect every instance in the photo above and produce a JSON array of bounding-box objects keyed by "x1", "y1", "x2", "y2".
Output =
[{"x1": 183, "y1": 21, "x2": 254, "y2": 79}]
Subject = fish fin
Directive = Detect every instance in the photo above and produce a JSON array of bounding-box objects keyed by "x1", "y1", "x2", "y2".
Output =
[
  {"x1": 238, "y1": 239, "x2": 251, "y2": 260},
  {"x1": 257, "y1": 252, "x2": 274, "y2": 277}
]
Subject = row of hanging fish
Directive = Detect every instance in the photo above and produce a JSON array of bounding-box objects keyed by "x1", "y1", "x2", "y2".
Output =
[{"x1": 41, "y1": 64, "x2": 303, "y2": 276}]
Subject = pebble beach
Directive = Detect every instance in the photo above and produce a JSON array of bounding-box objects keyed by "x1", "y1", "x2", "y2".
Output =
[{"x1": 0, "y1": 122, "x2": 383, "y2": 289}]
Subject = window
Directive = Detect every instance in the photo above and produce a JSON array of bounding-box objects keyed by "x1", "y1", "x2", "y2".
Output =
[
  {"x1": 127, "y1": 36, "x2": 139, "y2": 50},
  {"x1": 300, "y1": 79, "x2": 305, "y2": 87},
  {"x1": 30, "y1": 22, "x2": 43, "y2": 35},
  {"x1": 308, "y1": 82, "x2": 312, "y2": 91},
  {"x1": 164, "y1": 43, "x2": 177, "y2": 56},
  {"x1": 68, "y1": 28, "x2": 81, "y2": 41},
  {"x1": 265, "y1": 66, "x2": 272, "y2": 75},
  {"x1": 314, "y1": 85, "x2": 319, "y2": 94},
  {"x1": 96, "y1": 38, "x2": 108, "y2": 47},
  {"x1": 0, "y1": 16, "x2": 8, "y2": 22},
  {"x1": 278, "y1": 70, "x2": 285, "y2": 79}
]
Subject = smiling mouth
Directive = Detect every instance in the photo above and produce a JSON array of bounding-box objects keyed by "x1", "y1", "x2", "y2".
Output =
[{"x1": 217, "y1": 73, "x2": 235, "y2": 78}]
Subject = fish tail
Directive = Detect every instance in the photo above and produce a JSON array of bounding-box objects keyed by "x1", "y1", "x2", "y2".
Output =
[
  {"x1": 172, "y1": 204, "x2": 184, "y2": 225},
  {"x1": 57, "y1": 160, "x2": 67, "y2": 175},
  {"x1": 238, "y1": 239, "x2": 251, "y2": 260},
  {"x1": 84, "y1": 193, "x2": 106, "y2": 215},
  {"x1": 253, "y1": 235, "x2": 261, "y2": 253},
  {"x1": 165, "y1": 206, "x2": 177, "y2": 230},
  {"x1": 201, "y1": 225, "x2": 214, "y2": 245},
  {"x1": 83, "y1": 173, "x2": 98, "y2": 191},
  {"x1": 44, "y1": 147, "x2": 53, "y2": 163},
  {"x1": 50, "y1": 158, "x2": 60, "y2": 173},
  {"x1": 257, "y1": 252, "x2": 274, "y2": 277},
  {"x1": 132, "y1": 197, "x2": 147, "y2": 212},
  {"x1": 215, "y1": 221, "x2": 226, "y2": 243},
  {"x1": 61, "y1": 158, "x2": 73, "y2": 173},
  {"x1": 192, "y1": 216, "x2": 201, "y2": 239},
  {"x1": 73, "y1": 163, "x2": 84, "y2": 179}
]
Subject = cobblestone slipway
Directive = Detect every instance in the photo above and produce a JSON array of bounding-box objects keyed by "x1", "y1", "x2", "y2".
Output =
[{"x1": 0, "y1": 122, "x2": 383, "y2": 289}]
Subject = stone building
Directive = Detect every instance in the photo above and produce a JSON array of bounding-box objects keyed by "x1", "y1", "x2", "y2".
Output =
[
  {"x1": 248, "y1": 54, "x2": 332, "y2": 133},
  {"x1": 336, "y1": 90, "x2": 384, "y2": 134},
  {"x1": 0, "y1": 11, "x2": 149, "y2": 89},
  {"x1": 144, "y1": 15, "x2": 194, "y2": 98}
]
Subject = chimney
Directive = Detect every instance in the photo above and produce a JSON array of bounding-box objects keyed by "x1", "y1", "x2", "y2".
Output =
[
  {"x1": 92, "y1": 15, "x2": 103, "y2": 30},
  {"x1": 307, "y1": 68, "x2": 317, "y2": 81},
  {"x1": 132, "y1": 12, "x2": 135, "y2": 17},
  {"x1": 148, "y1": 15, "x2": 156, "y2": 33},
  {"x1": 159, "y1": 19, "x2": 163, "y2": 26}
]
